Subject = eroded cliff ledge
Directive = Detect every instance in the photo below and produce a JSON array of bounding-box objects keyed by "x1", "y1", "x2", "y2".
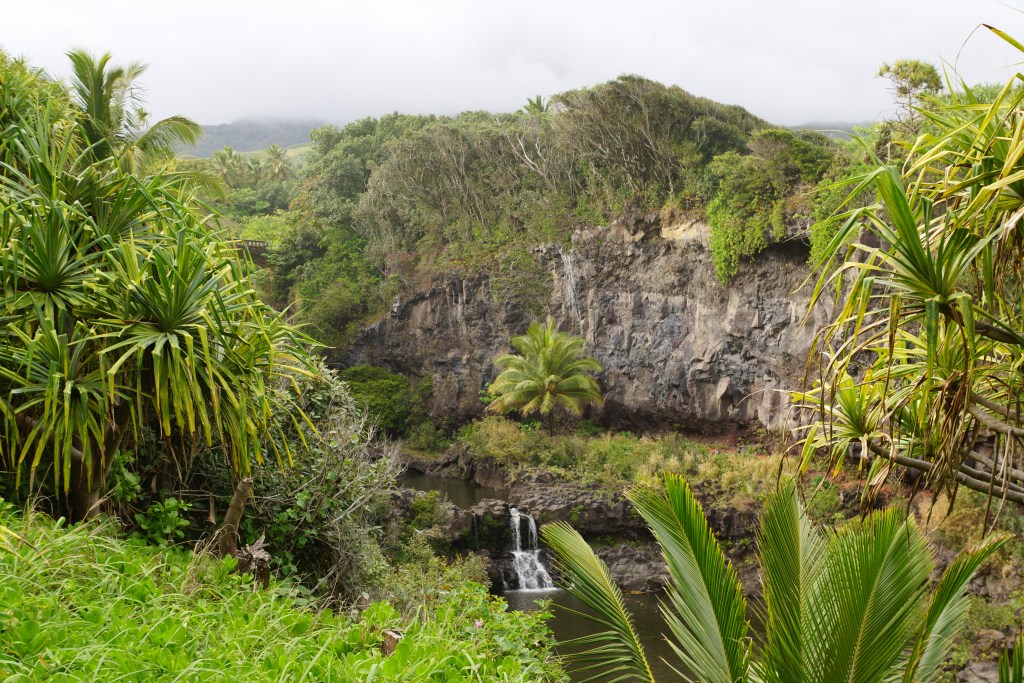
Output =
[{"x1": 350, "y1": 212, "x2": 832, "y2": 431}]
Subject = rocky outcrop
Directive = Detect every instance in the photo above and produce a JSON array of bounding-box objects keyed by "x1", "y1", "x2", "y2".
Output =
[
  {"x1": 408, "y1": 445, "x2": 511, "y2": 491},
  {"x1": 595, "y1": 544, "x2": 668, "y2": 592},
  {"x1": 350, "y1": 212, "x2": 830, "y2": 431},
  {"x1": 507, "y1": 471, "x2": 648, "y2": 537},
  {"x1": 398, "y1": 450, "x2": 761, "y2": 594}
]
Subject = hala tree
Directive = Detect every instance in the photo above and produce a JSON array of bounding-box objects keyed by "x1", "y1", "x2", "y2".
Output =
[
  {"x1": 487, "y1": 320, "x2": 602, "y2": 431},
  {"x1": 0, "y1": 51, "x2": 318, "y2": 521},
  {"x1": 796, "y1": 27, "x2": 1024, "y2": 507}
]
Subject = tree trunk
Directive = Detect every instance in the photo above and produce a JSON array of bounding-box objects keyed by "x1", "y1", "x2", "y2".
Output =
[
  {"x1": 65, "y1": 401, "x2": 133, "y2": 522},
  {"x1": 68, "y1": 459, "x2": 102, "y2": 521},
  {"x1": 219, "y1": 477, "x2": 253, "y2": 558}
]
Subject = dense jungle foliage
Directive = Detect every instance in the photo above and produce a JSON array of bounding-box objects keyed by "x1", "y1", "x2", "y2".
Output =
[
  {"x1": 191, "y1": 76, "x2": 858, "y2": 351},
  {"x1": 0, "y1": 46, "x2": 565, "y2": 680},
  {"x1": 3, "y1": 21, "x2": 1022, "y2": 683}
]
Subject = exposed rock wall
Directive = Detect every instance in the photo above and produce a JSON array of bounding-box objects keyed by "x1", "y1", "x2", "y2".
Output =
[{"x1": 351, "y1": 214, "x2": 832, "y2": 430}]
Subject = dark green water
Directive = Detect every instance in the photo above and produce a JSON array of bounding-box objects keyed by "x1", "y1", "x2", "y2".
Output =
[
  {"x1": 399, "y1": 473, "x2": 685, "y2": 681},
  {"x1": 398, "y1": 472, "x2": 506, "y2": 509},
  {"x1": 502, "y1": 589, "x2": 684, "y2": 682}
]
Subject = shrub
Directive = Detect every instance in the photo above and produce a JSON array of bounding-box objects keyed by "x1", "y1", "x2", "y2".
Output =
[
  {"x1": 404, "y1": 420, "x2": 450, "y2": 453},
  {"x1": 130, "y1": 498, "x2": 192, "y2": 547},
  {"x1": 339, "y1": 365, "x2": 418, "y2": 435}
]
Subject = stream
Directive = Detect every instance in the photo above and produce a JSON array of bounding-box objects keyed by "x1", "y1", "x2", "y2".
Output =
[{"x1": 399, "y1": 472, "x2": 686, "y2": 681}]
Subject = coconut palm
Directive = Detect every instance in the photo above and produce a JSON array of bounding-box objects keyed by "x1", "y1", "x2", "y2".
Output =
[
  {"x1": 265, "y1": 144, "x2": 293, "y2": 182},
  {"x1": 0, "y1": 55, "x2": 316, "y2": 521},
  {"x1": 245, "y1": 156, "x2": 266, "y2": 186},
  {"x1": 488, "y1": 320, "x2": 602, "y2": 430},
  {"x1": 521, "y1": 95, "x2": 549, "y2": 116},
  {"x1": 542, "y1": 476, "x2": 1011, "y2": 683},
  {"x1": 213, "y1": 146, "x2": 245, "y2": 186},
  {"x1": 797, "y1": 26, "x2": 1024, "y2": 506},
  {"x1": 67, "y1": 49, "x2": 201, "y2": 172}
]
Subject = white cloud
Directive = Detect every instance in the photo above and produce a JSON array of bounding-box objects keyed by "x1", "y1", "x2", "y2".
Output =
[{"x1": 3, "y1": 0, "x2": 1023, "y2": 126}]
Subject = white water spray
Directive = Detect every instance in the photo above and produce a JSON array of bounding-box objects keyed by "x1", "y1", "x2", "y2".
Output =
[
  {"x1": 508, "y1": 507, "x2": 553, "y2": 591},
  {"x1": 559, "y1": 248, "x2": 584, "y2": 331}
]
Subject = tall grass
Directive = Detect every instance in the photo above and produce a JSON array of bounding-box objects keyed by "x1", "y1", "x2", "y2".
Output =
[{"x1": 0, "y1": 504, "x2": 564, "y2": 682}]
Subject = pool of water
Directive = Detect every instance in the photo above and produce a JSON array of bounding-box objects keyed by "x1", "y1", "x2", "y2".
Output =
[
  {"x1": 399, "y1": 472, "x2": 506, "y2": 509},
  {"x1": 503, "y1": 588, "x2": 687, "y2": 682},
  {"x1": 401, "y1": 472, "x2": 690, "y2": 680}
]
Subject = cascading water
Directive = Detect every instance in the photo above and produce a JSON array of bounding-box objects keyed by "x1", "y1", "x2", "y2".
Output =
[
  {"x1": 559, "y1": 248, "x2": 584, "y2": 333},
  {"x1": 508, "y1": 507, "x2": 553, "y2": 591}
]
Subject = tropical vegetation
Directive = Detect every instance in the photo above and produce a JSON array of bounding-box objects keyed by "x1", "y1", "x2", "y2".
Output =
[
  {"x1": 797, "y1": 26, "x2": 1024, "y2": 508},
  {"x1": 0, "y1": 49, "x2": 315, "y2": 521},
  {"x1": 3, "y1": 18, "x2": 1023, "y2": 683},
  {"x1": 487, "y1": 321, "x2": 603, "y2": 430},
  {"x1": 542, "y1": 475, "x2": 1013, "y2": 683}
]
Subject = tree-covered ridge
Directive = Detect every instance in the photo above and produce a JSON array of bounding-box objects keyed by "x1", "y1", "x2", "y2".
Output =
[
  {"x1": 176, "y1": 118, "x2": 326, "y2": 157},
  {"x1": 244, "y1": 75, "x2": 841, "y2": 351}
]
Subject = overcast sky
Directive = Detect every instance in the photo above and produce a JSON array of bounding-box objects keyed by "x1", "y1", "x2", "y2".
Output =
[{"x1": 4, "y1": 1, "x2": 1024, "y2": 127}]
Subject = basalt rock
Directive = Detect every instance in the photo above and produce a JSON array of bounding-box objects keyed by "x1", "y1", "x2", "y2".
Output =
[
  {"x1": 411, "y1": 445, "x2": 511, "y2": 491},
  {"x1": 595, "y1": 543, "x2": 668, "y2": 592},
  {"x1": 350, "y1": 214, "x2": 829, "y2": 432},
  {"x1": 507, "y1": 475, "x2": 647, "y2": 537}
]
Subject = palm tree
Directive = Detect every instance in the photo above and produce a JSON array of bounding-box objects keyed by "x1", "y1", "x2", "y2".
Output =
[
  {"x1": 0, "y1": 54, "x2": 316, "y2": 521},
  {"x1": 521, "y1": 95, "x2": 548, "y2": 116},
  {"x1": 213, "y1": 146, "x2": 244, "y2": 186},
  {"x1": 265, "y1": 144, "x2": 292, "y2": 182},
  {"x1": 487, "y1": 320, "x2": 602, "y2": 431},
  {"x1": 542, "y1": 475, "x2": 1011, "y2": 683},
  {"x1": 245, "y1": 156, "x2": 266, "y2": 186},
  {"x1": 797, "y1": 26, "x2": 1024, "y2": 506},
  {"x1": 67, "y1": 49, "x2": 201, "y2": 172}
]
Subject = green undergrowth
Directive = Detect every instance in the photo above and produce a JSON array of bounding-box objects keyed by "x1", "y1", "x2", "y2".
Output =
[
  {"x1": 917, "y1": 491, "x2": 1024, "y2": 680},
  {"x1": 0, "y1": 505, "x2": 565, "y2": 682},
  {"x1": 423, "y1": 416, "x2": 797, "y2": 494}
]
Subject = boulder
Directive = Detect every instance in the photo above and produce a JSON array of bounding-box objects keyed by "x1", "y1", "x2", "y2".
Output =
[{"x1": 958, "y1": 662, "x2": 1000, "y2": 683}]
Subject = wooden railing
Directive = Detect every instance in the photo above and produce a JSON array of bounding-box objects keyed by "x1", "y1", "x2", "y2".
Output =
[{"x1": 235, "y1": 239, "x2": 268, "y2": 267}]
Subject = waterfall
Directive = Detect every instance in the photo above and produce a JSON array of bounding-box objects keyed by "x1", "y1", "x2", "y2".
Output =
[
  {"x1": 559, "y1": 248, "x2": 584, "y2": 332},
  {"x1": 508, "y1": 507, "x2": 553, "y2": 591}
]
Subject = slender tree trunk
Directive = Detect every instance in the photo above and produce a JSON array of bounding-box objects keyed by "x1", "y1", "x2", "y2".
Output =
[{"x1": 219, "y1": 477, "x2": 253, "y2": 558}]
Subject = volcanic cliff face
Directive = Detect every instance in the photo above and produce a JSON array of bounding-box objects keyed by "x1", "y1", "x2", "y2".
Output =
[{"x1": 349, "y1": 213, "x2": 832, "y2": 431}]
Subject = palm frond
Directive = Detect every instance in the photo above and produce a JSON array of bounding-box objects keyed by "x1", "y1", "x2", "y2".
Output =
[
  {"x1": 903, "y1": 532, "x2": 1010, "y2": 682},
  {"x1": 541, "y1": 522, "x2": 655, "y2": 683},
  {"x1": 999, "y1": 631, "x2": 1024, "y2": 683},
  {"x1": 754, "y1": 480, "x2": 824, "y2": 683},
  {"x1": 628, "y1": 474, "x2": 749, "y2": 683},
  {"x1": 803, "y1": 510, "x2": 933, "y2": 683}
]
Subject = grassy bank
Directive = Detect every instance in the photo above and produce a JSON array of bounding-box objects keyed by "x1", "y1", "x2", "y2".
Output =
[
  {"x1": 422, "y1": 415, "x2": 807, "y2": 507},
  {"x1": 0, "y1": 504, "x2": 565, "y2": 682}
]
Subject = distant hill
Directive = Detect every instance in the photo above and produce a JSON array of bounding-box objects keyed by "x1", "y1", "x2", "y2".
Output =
[
  {"x1": 791, "y1": 121, "x2": 875, "y2": 140},
  {"x1": 177, "y1": 118, "x2": 328, "y2": 158}
]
